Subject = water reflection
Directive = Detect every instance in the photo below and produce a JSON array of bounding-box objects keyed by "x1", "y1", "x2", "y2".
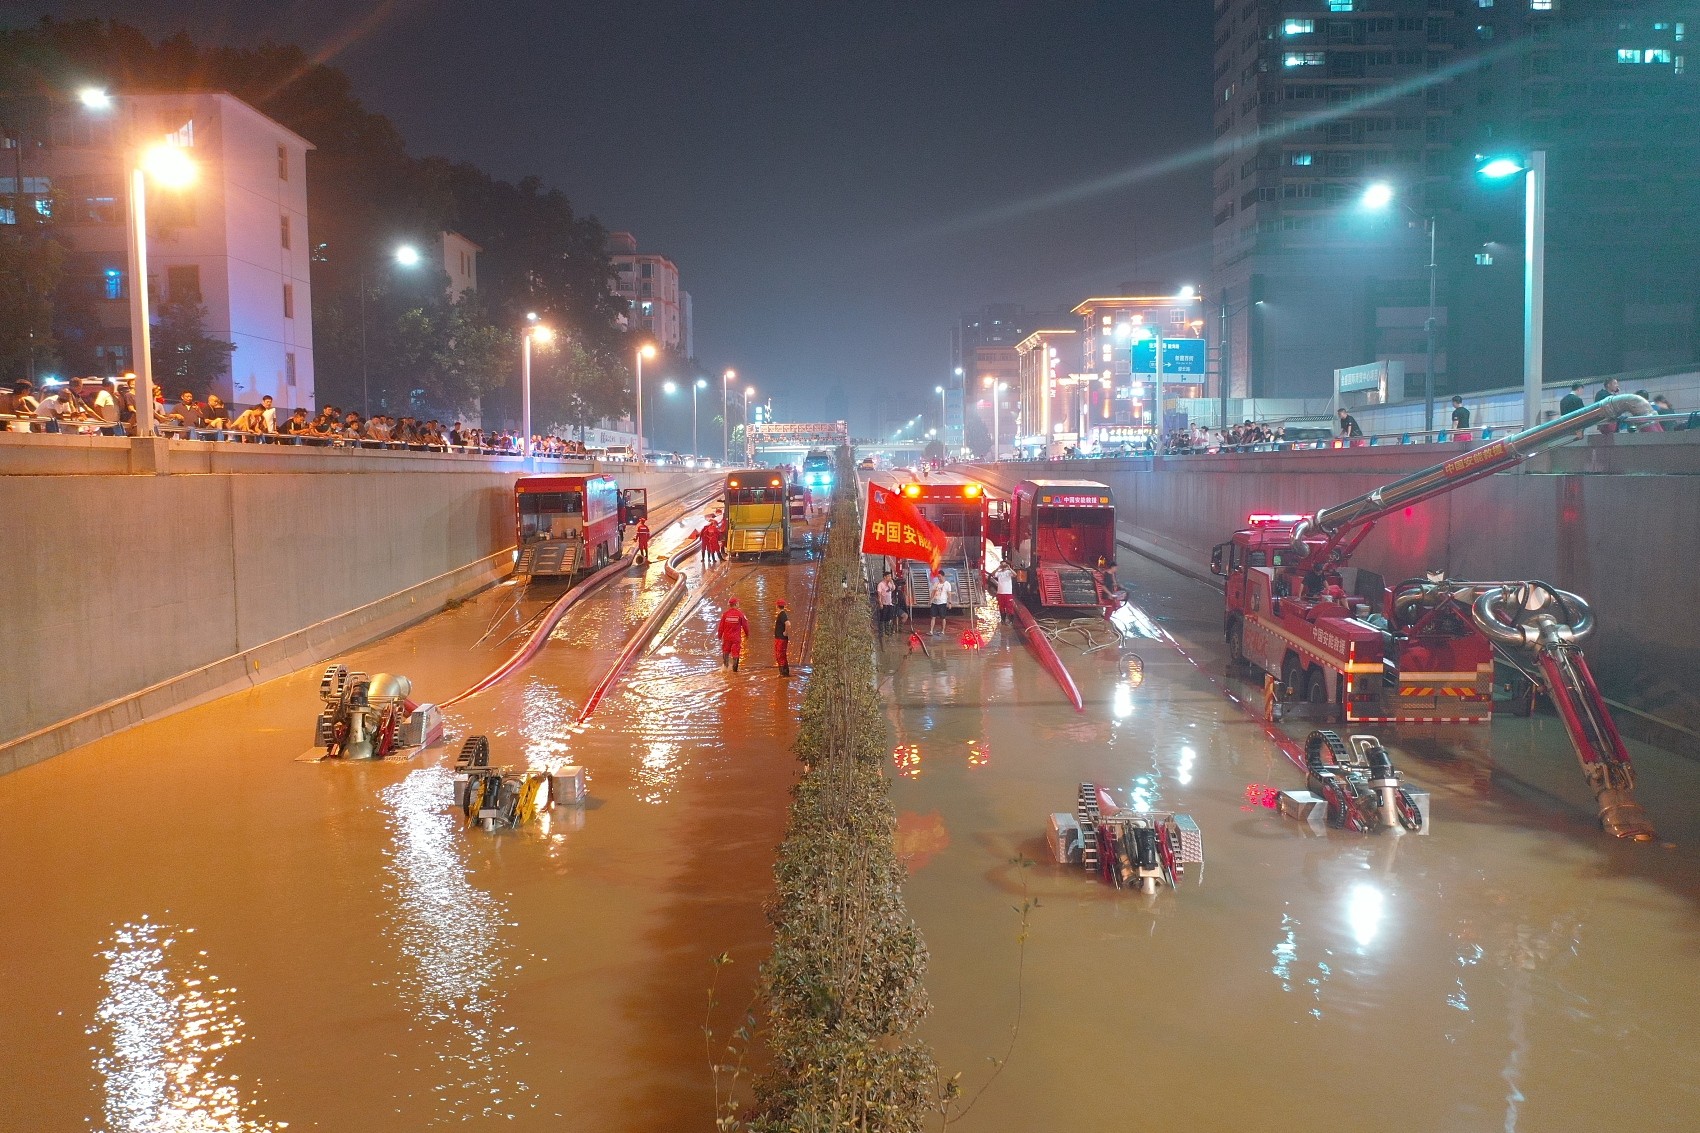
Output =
[
  {"x1": 379, "y1": 768, "x2": 533, "y2": 1120},
  {"x1": 1346, "y1": 882, "x2": 1386, "y2": 948},
  {"x1": 635, "y1": 739, "x2": 683, "y2": 804},
  {"x1": 88, "y1": 918, "x2": 284, "y2": 1133}
]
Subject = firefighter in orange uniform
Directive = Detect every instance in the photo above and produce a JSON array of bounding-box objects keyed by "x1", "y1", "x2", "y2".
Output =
[{"x1": 717, "y1": 597, "x2": 751, "y2": 671}]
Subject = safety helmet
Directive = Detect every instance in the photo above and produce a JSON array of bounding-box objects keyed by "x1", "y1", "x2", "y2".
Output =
[
  {"x1": 776, "y1": 599, "x2": 787, "y2": 608},
  {"x1": 728, "y1": 597, "x2": 740, "y2": 606}
]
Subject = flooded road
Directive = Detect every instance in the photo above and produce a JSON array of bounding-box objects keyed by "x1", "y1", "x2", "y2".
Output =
[
  {"x1": 885, "y1": 550, "x2": 1700, "y2": 1132},
  {"x1": 0, "y1": 496, "x2": 821, "y2": 1131}
]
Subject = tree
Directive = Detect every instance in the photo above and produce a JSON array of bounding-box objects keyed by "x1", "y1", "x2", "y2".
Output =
[
  {"x1": 923, "y1": 438, "x2": 946, "y2": 462},
  {"x1": 0, "y1": 228, "x2": 63, "y2": 382},
  {"x1": 150, "y1": 301, "x2": 234, "y2": 392}
]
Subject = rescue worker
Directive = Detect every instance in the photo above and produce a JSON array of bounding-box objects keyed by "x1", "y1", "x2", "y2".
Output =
[
  {"x1": 717, "y1": 596, "x2": 751, "y2": 671},
  {"x1": 634, "y1": 517, "x2": 651, "y2": 564},
  {"x1": 992, "y1": 560, "x2": 1016, "y2": 622},
  {"x1": 705, "y1": 515, "x2": 724, "y2": 564},
  {"x1": 773, "y1": 598, "x2": 791, "y2": 676}
]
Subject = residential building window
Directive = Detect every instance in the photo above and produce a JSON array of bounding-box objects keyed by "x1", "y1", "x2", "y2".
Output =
[
  {"x1": 1289, "y1": 151, "x2": 1315, "y2": 166},
  {"x1": 1284, "y1": 51, "x2": 1326, "y2": 67},
  {"x1": 640, "y1": 262, "x2": 654, "y2": 278},
  {"x1": 1531, "y1": 0, "x2": 1554, "y2": 9},
  {"x1": 639, "y1": 281, "x2": 652, "y2": 297},
  {"x1": 1283, "y1": 18, "x2": 1314, "y2": 35},
  {"x1": 167, "y1": 265, "x2": 201, "y2": 302},
  {"x1": 283, "y1": 282, "x2": 294, "y2": 319},
  {"x1": 640, "y1": 300, "x2": 654, "y2": 316},
  {"x1": 1478, "y1": 0, "x2": 1493, "y2": 6},
  {"x1": 1329, "y1": 0, "x2": 1354, "y2": 10},
  {"x1": 102, "y1": 268, "x2": 125, "y2": 300},
  {"x1": 277, "y1": 144, "x2": 288, "y2": 181},
  {"x1": 285, "y1": 352, "x2": 296, "y2": 387},
  {"x1": 280, "y1": 215, "x2": 290, "y2": 249}
]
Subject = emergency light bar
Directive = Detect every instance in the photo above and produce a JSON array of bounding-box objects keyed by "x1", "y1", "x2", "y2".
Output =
[
  {"x1": 903, "y1": 484, "x2": 921, "y2": 497},
  {"x1": 1246, "y1": 512, "x2": 1307, "y2": 526},
  {"x1": 770, "y1": 478, "x2": 781, "y2": 486},
  {"x1": 728, "y1": 479, "x2": 740, "y2": 487},
  {"x1": 964, "y1": 484, "x2": 981, "y2": 497}
]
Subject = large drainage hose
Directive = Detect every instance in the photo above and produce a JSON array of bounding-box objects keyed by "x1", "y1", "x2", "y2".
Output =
[
  {"x1": 577, "y1": 537, "x2": 700, "y2": 721},
  {"x1": 1014, "y1": 602, "x2": 1084, "y2": 713}
]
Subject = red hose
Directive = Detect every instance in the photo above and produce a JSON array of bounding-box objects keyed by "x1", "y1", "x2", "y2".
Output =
[
  {"x1": 1013, "y1": 602, "x2": 1084, "y2": 712},
  {"x1": 577, "y1": 538, "x2": 698, "y2": 721}
]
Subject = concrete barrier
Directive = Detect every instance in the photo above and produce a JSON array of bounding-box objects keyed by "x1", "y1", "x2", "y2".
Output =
[
  {"x1": 967, "y1": 432, "x2": 1700, "y2": 757},
  {"x1": 0, "y1": 432, "x2": 719, "y2": 773}
]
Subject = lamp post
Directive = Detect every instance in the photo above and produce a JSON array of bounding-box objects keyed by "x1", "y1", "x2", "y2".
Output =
[
  {"x1": 520, "y1": 315, "x2": 553, "y2": 465},
  {"x1": 691, "y1": 377, "x2": 707, "y2": 457},
  {"x1": 721, "y1": 369, "x2": 736, "y2": 463},
  {"x1": 1478, "y1": 152, "x2": 1547, "y2": 429},
  {"x1": 634, "y1": 342, "x2": 657, "y2": 463},
  {"x1": 742, "y1": 385, "x2": 755, "y2": 462},
  {"x1": 83, "y1": 89, "x2": 197, "y2": 438},
  {"x1": 934, "y1": 384, "x2": 947, "y2": 435},
  {"x1": 1362, "y1": 181, "x2": 1439, "y2": 433},
  {"x1": 359, "y1": 243, "x2": 422, "y2": 419}
]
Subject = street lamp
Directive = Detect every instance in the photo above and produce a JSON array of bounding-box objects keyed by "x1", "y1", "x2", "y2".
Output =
[
  {"x1": 83, "y1": 91, "x2": 198, "y2": 437},
  {"x1": 1362, "y1": 181, "x2": 1439, "y2": 433},
  {"x1": 691, "y1": 377, "x2": 707, "y2": 457},
  {"x1": 1477, "y1": 151, "x2": 1548, "y2": 429},
  {"x1": 360, "y1": 243, "x2": 422, "y2": 418},
  {"x1": 934, "y1": 384, "x2": 947, "y2": 436},
  {"x1": 634, "y1": 341, "x2": 657, "y2": 463},
  {"x1": 721, "y1": 368, "x2": 736, "y2": 463},
  {"x1": 521, "y1": 315, "x2": 553, "y2": 465}
]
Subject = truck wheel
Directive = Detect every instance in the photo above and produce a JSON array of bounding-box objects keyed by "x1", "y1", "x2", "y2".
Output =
[
  {"x1": 1282, "y1": 656, "x2": 1304, "y2": 699},
  {"x1": 1305, "y1": 668, "x2": 1330, "y2": 706},
  {"x1": 1227, "y1": 620, "x2": 1246, "y2": 665}
]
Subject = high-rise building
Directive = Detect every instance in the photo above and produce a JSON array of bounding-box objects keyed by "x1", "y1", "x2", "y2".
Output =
[
  {"x1": 1208, "y1": 0, "x2": 1698, "y2": 408},
  {"x1": 1071, "y1": 292, "x2": 1206, "y2": 434},
  {"x1": 607, "y1": 231, "x2": 685, "y2": 351},
  {"x1": 1013, "y1": 326, "x2": 1078, "y2": 452},
  {"x1": 25, "y1": 91, "x2": 316, "y2": 407}
]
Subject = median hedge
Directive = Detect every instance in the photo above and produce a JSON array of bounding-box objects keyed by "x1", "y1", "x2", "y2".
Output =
[{"x1": 747, "y1": 450, "x2": 937, "y2": 1132}]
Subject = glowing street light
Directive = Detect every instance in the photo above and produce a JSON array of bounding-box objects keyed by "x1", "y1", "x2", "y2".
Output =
[
  {"x1": 634, "y1": 341, "x2": 657, "y2": 463},
  {"x1": 1361, "y1": 181, "x2": 1395, "y2": 210},
  {"x1": 691, "y1": 377, "x2": 708, "y2": 458},
  {"x1": 358, "y1": 243, "x2": 424, "y2": 417},
  {"x1": 78, "y1": 87, "x2": 112, "y2": 110},
  {"x1": 393, "y1": 244, "x2": 422, "y2": 268},
  {"x1": 1478, "y1": 151, "x2": 1547, "y2": 430},
  {"x1": 521, "y1": 315, "x2": 554, "y2": 465}
]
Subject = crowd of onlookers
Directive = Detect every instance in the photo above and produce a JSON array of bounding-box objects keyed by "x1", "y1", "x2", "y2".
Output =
[{"x1": 0, "y1": 379, "x2": 603, "y2": 457}]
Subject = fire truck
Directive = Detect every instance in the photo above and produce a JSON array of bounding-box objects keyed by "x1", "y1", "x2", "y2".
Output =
[
  {"x1": 513, "y1": 474, "x2": 645, "y2": 579},
  {"x1": 1210, "y1": 393, "x2": 1654, "y2": 839},
  {"x1": 887, "y1": 473, "x2": 997, "y2": 610},
  {"x1": 993, "y1": 479, "x2": 1120, "y2": 613}
]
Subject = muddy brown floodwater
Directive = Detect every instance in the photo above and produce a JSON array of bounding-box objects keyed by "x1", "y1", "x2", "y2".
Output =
[
  {"x1": 884, "y1": 550, "x2": 1700, "y2": 1132},
  {"x1": 0, "y1": 501, "x2": 820, "y2": 1131}
]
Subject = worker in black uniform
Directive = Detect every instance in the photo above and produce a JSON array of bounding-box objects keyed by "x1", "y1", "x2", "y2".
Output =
[{"x1": 773, "y1": 598, "x2": 791, "y2": 677}]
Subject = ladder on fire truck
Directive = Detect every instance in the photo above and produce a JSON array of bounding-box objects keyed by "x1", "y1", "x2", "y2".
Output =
[
  {"x1": 515, "y1": 540, "x2": 579, "y2": 581},
  {"x1": 901, "y1": 559, "x2": 981, "y2": 612}
]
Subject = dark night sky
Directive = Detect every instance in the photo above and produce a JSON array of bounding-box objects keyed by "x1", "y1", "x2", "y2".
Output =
[{"x1": 10, "y1": 1, "x2": 1215, "y2": 432}]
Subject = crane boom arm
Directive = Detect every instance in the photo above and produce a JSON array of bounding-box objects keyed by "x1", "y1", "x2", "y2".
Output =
[{"x1": 1293, "y1": 393, "x2": 1648, "y2": 571}]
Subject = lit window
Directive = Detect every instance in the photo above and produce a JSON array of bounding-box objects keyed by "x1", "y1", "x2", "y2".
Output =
[
  {"x1": 1478, "y1": 0, "x2": 1493, "y2": 6},
  {"x1": 1290, "y1": 151, "x2": 1315, "y2": 166},
  {"x1": 1329, "y1": 0, "x2": 1354, "y2": 10},
  {"x1": 1283, "y1": 18, "x2": 1315, "y2": 35},
  {"x1": 1617, "y1": 48, "x2": 1640, "y2": 62},
  {"x1": 1531, "y1": 0, "x2": 1554, "y2": 10},
  {"x1": 1284, "y1": 51, "x2": 1326, "y2": 67},
  {"x1": 1677, "y1": 23, "x2": 1685, "y2": 41},
  {"x1": 103, "y1": 268, "x2": 125, "y2": 300},
  {"x1": 1646, "y1": 47, "x2": 1673, "y2": 62}
]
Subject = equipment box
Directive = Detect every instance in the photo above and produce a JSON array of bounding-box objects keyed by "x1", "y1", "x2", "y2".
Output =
[
  {"x1": 1046, "y1": 812, "x2": 1081, "y2": 864},
  {"x1": 1279, "y1": 789, "x2": 1328, "y2": 829}
]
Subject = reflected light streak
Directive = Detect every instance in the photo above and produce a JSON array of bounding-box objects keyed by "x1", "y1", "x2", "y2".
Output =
[
  {"x1": 1177, "y1": 745, "x2": 1196, "y2": 786},
  {"x1": 1112, "y1": 682, "x2": 1133, "y2": 720},
  {"x1": 1347, "y1": 883, "x2": 1386, "y2": 948},
  {"x1": 893, "y1": 743, "x2": 922, "y2": 779},
  {"x1": 635, "y1": 739, "x2": 682, "y2": 804},
  {"x1": 89, "y1": 919, "x2": 283, "y2": 1133},
  {"x1": 381, "y1": 768, "x2": 533, "y2": 1119},
  {"x1": 966, "y1": 740, "x2": 988, "y2": 769}
]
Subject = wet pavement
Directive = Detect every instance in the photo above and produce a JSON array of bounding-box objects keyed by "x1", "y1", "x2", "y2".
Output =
[
  {"x1": 884, "y1": 549, "x2": 1700, "y2": 1132},
  {"x1": 0, "y1": 496, "x2": 822, "y2": 1131}
]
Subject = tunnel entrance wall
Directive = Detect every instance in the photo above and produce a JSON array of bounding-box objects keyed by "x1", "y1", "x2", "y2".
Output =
[
  {"x1": 967, "y1": 436, "x2": 1700, "y2": 757},
  {"x1": 0, "y1": 433, "x2": 716, "y2": 773}
]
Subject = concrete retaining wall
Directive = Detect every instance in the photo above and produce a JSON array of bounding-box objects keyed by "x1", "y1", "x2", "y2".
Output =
[
  {"x1": 968, "y1": 431, "x2": 1700, "y2": 755},
  {"x1": 0, "y1": 433, "x2": 717, "y2": 773}
]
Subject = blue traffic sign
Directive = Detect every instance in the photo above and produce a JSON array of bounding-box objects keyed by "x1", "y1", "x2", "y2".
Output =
[{"x1": 1131, "y1": 337, "x2": 1206, "y2": 377}]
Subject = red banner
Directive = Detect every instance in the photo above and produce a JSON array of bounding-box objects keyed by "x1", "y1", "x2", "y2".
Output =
[{"x1": 862, "y1": 482, "x2": 946, "y2": 570}]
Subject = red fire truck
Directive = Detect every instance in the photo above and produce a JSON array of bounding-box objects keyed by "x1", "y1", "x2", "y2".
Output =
[
  {"x1": 888, "y1": 474, "x2": 998, "y2": 609},
  {"x1": 994, "y1": 479, "x2": 1119, "y2": 613},
  {"x1": 513, "y1": 474, "x2": 645, "y2": 579},
  {"x1": 1211, "y1": 392, "x2": 1654, "y2": 839}
]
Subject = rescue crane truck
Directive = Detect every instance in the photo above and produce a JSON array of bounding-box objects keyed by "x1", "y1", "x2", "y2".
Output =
[
  {"x1": 1211, "y1": 392, "x2": 1654, "y2": 839},
  {"x1": 993, "y1": 479, "x2": 1120, "y2": 613},
  {"x1": 514, "y1": 474, "x2": 643, "y2": 579},
  {"x1": 724, "y1": 468, "x2": 792, "y2": 559},
  {"x1": 891, "y1": 474, "x2": 998, "y2": 610}
]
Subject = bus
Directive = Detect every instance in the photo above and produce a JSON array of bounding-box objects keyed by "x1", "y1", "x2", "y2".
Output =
[
  {"x1": 724, "y1": 468, "x2": 792, "y2": 559},
  {"x1": 513, "y1": 474, "x2": 638, "y2": 578},
  {"x1": 801, "y1": 449, "x2": 834, "y2": 492}
]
